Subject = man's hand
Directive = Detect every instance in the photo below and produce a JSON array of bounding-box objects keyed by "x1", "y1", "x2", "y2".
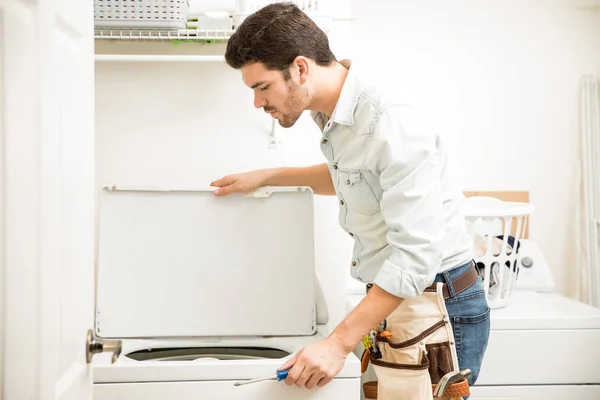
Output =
[
  {"x1": 282, "y1": 285, "x2": 404, "y2": 388},
  {"x1": 275, "y1": 285, "x2": 403, "y2": 390},
  {"x1": 211, "y1": 163, "x2": 336, "y2": 196},
  {"x1": 279, "y1": 336, "x2": 349, "y2": 389},
  {"x1": 211, "y1": 170, "x2": 272, "y2": 196}
]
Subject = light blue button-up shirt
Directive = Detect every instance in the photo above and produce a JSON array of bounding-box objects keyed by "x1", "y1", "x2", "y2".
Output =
[{"x1": 311, "y1": 61, "x2": 474, "y2": 299}]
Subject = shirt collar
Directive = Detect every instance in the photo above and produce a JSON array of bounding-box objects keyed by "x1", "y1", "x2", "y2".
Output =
[
  {"x1": 330, "y1": 59, "x2": 360, "y2": 126},
  {"x1": 310, "y1": 59, "x2": 360, "y2": 127}
]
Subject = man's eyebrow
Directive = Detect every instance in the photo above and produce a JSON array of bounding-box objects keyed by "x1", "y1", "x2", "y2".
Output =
[{"x1": 251, "y1": 81, "x2": 266, "y2": 89}]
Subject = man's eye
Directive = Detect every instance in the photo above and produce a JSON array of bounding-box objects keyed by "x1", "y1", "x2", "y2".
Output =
[{"x1": 261, "y1": 84, "x2": 270, "y2": 91}]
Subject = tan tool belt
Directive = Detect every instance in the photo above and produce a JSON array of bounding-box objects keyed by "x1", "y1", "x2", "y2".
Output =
[{"x1": 362, "y1": 264, "x2": 477, "y2": 399}]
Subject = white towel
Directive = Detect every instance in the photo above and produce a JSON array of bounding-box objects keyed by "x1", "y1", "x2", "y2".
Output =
[
  {"x1": 186, "y1": 11, "x2": 231, "y2": 30},
  {"x1": 187, "y1": 0, "x2": 237, "y2": 17}
]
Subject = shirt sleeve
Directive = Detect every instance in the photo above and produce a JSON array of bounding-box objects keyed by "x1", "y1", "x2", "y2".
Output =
[{"x1": 365, "y1": 105, "x2": 445, "y2": 299}]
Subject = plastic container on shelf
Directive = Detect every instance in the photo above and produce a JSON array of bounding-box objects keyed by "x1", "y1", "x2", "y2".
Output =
[{"x1": 94, "y1": 0, "x2": 189, "y2": 30}]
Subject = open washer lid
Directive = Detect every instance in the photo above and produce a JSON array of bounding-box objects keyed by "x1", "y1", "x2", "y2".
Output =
[{"x1": 95, "y1": 186, "x2": 317, "y2": 339}]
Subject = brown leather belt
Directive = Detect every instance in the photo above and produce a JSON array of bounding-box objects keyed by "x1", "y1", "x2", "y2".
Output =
[
  {"x1": 423, "y1": 262, "x2": 478, "y2": 299},
  {"x1": 366, "y1": 262, "x2": 479, "y2": 299}
]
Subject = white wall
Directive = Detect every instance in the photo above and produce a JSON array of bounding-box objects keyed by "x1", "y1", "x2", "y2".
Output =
[
  {"x1": 95, "y1": 0, "x2": 600, "y2": 334},
  {"x1": 347, "y1": 0, "x2": 600, "y2": 298}
]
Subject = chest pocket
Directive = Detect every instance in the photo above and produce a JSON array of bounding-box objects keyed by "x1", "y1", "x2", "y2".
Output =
[{"x1": 338, "y1": 170, "x2": 380, "y2": 216}]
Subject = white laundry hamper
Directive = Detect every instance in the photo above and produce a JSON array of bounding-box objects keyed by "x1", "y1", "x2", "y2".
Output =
[{"x1": 463, "y1": 196, "x2": 534, "y2": 309}]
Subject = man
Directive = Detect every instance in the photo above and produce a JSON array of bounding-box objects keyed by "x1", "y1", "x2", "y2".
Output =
[{"x1": 211, "y1": 2, "x2": 490, "y2": 399}]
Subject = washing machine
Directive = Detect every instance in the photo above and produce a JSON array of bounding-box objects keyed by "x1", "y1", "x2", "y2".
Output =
[
  {"x1": 347, "y1": 240, "x2": 600, "y2": 399},
  {"x1": 91, "y1": 186, "x2": 361, "y2": 399}
]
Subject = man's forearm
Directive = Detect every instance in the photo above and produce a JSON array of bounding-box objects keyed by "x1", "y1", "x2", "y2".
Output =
[
  {"x1": 329, "y1": 284, "x2": 404, "y2": 353},
  {"x1": 263, "y1": 163, "x2": 335, "y2": 195}
]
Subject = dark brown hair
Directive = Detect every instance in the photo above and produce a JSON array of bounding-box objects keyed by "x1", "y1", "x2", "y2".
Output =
[{"x1": 225, "y1": 2, "x2": 336, "y2": 77}]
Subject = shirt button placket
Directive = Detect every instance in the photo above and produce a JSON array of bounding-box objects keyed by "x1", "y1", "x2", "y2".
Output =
[{"x1": 320, "y1": 137, "x2": 331, "y2": 161}]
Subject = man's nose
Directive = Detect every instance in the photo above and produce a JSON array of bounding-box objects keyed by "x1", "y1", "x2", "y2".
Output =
[{"x1": 254, "y1": 93, "x2": 266, "y2": 109}]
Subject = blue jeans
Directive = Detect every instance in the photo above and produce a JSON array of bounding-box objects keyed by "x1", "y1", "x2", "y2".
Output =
[{"x1": 432, "y1": 261, "x2": 490, "y2": 392}]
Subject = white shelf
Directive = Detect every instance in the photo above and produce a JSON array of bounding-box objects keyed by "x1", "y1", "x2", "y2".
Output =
[
  {"x1": 93, "y1": 14, "x2": 354, "y2": 42},
  {"x1": 94, "y1": 28, "x2": 234, "y2": 42}
]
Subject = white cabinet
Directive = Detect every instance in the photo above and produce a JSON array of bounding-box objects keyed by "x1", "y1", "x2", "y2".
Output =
[{"x1": 95, "y1": 379, "x2": 361, "y2": 400}]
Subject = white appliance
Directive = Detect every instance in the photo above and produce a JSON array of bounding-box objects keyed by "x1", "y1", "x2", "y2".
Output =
[
  {"x1": 346, "y1": 240, "x2": 600, "y2": 400},
  {"x1": 91, "y1": 186, "x2": 361, "y2": 399}
]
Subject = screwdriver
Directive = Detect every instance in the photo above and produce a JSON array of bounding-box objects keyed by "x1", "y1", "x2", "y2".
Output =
[{"x1": 233, "y1": 369, "x2": 289, "y2": 386}]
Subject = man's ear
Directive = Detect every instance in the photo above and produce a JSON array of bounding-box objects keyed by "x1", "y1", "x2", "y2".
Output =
[{"x1": 292, "y1": 56, "x2": 310, "y2": 84}]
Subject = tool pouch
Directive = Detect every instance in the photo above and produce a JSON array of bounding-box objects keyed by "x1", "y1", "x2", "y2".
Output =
[
  {"x1": 426, "y1": 341, "x2": 454, "y2": 384},
  {"x1": 369, "y1": 339, "x2": 431, "y2": 400},
  {"x1": 365, "y1": 326, "x2": 466, "y2": 399},
  {"x1": 364, "y1": 283, "x2": 470, "y2": 400}
]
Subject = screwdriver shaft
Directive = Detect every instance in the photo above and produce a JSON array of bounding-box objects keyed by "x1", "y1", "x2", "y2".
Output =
[{"x1": 233, "y1": 375, "x2": 275, "y2": 386}]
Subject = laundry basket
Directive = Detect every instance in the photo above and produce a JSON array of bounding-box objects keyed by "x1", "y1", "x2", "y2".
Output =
[
  {"x1": 463, "y1": 196, "x2": 534, "y2": 309},
  {"x1": 94, "y1": 0, "x2": 189, "y2": 30}
]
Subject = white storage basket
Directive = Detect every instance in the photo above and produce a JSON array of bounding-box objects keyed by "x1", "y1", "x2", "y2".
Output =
[
  {"x1": 94, "y1": 0, "x2": 189, "y2": 30},
  {"x1": 463, "y1": 196, "x2": 534, "y2": 309}
]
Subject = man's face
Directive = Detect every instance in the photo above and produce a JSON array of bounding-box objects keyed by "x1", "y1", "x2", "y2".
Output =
[{"x1": 241, "y1": 62, "x2": 309, "y2": 128}]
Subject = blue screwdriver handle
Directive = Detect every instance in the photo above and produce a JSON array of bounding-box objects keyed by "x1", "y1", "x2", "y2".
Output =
[{"x1": 276, "y1": 369, "x2": 289, "y2": 381}]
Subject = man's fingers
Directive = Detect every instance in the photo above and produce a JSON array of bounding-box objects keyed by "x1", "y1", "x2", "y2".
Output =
[
  {"x1": 305, "y1": 372, "x2": 323, "y2": 390},
  {"x1": 279, "y1": 354, "x2": 297, "y2": 372},
  {"x1": 210, "y1": 176, "x2": 231, "y2": 187},
  {"x1": 212, "y1": 186, "x2": 227, "y2": 196},
  {"x1": 293, "y1": 353, "x2": 314, "y2": 388},
  {"x1": 295, "y1": 368, "x2": 312, "y2": 388},
  {"x1": 210, "y1": 175, "x2": 240, "y2": 190},
  {"x1": 281, "y1": 353, "x2": 300, "y2": 387},
  {"x1": 285, "y1": 362, "x2": 305, "y2": 387},
  {"x1": 212, "y1": 182, "x2": 240, "y2": 196},
  {"x1": 317, "y1": 376, "x2": 333, "y2": 387}
]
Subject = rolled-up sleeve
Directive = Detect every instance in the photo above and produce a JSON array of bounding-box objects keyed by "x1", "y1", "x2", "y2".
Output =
[{"x1": 366, "y1": 105, "x2": 445, "y2": 299}]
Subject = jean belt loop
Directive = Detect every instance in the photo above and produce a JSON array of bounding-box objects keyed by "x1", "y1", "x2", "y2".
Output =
[{"x1": 442, "y1": 270, "x2": 456, "y2": 298}]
